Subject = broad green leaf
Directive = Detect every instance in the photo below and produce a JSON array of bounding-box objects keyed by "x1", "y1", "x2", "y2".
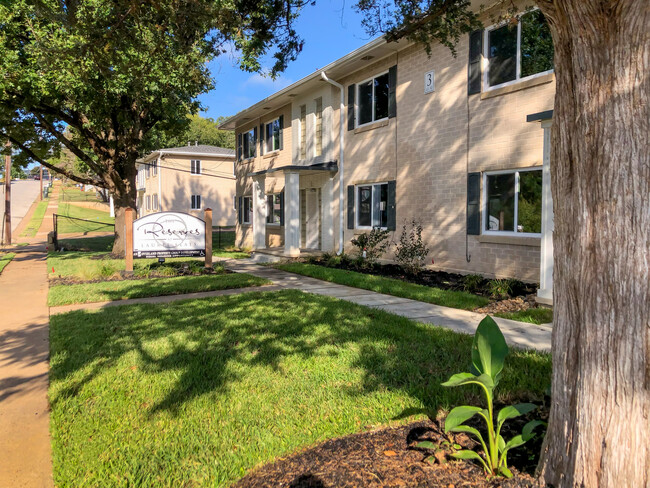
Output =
[
  {"x1": 452, "y1": 450, "x2": 491, "y2": 473},
  {"x1": 504, "y1": 434, "x2": 526, "y2": 451},
  {"x1": 416, "y1": 441, "x2": 436, "y2": 449},
  {"x1": 449, "y1": 424, "x2": 483, "y2": 440},
  {"x1": 497, "y1": 403, "x2": 537, "y2": 425},
  {"x1": 500, "y1": 465, "x2": 514, "y2": 478},
  {"x1": 497, "y1": 434, "x2": 506, "y2": 453},
  {"x1": 522, "y1": 420, "x2": 546, "y2": 440},
  {"x1": 442, "y1": 372, "x2": 495, "y2": 391},
  {"x1": 471, "y1": 315, "x2": 508, "y2": 383},
  {"x1": 444, "y1": 406, "x2": 483, "y2": 432}
]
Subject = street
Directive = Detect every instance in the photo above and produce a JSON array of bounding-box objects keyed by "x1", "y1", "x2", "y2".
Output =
[{"x1": 0, "y1": 180, "x2": 42, "y2": 235}]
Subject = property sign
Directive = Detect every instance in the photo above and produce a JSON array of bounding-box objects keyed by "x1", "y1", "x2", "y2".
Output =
[{"x1": 133, "y1": 212, "x2": 206, "y2": 258}]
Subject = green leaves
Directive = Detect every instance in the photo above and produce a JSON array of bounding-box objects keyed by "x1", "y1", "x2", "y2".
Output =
[
  {"x1": 497, "y1": 403, "x2": 537, "y2": 427},
  {"x1": 471, "y1": 316, "x2": 508, "y2": 385},
  {"x1": 444, "y1": 406, "x2": 484, "y2": 432}
]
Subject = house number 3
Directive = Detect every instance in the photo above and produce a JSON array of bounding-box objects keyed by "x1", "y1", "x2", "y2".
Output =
[{"x1": 424, "y1": 70, "x2": 435, "y2": 94}]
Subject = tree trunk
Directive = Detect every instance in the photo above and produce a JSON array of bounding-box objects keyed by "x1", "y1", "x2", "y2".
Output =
[
  {"x1": 536, "y1": 1, "x2": 650, "y2": 487},
  {"x1": 109, "y1": 163, "x2": 138, "y2": 256}
]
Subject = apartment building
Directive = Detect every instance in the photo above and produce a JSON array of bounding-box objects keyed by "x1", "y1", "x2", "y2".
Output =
[
  {"x1": 136, "y1": 144, "x2": 237, "y2": 226},
  {"x1": 220, "y1": 0, "x2": 555, "y2": 303}
]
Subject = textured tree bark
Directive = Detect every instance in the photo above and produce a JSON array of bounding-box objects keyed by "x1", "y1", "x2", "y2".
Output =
[
  {"x1": 535, "y1": 1, "x2": 650, "y2": 487},
  {"x1": 108, "y1": 158, "x2": 138, "y2": 257}
]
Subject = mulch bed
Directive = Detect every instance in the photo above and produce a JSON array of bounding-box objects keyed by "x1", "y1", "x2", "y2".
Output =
[{"x1": 234, "y1": 419, "x2": 544, "y2": 488}]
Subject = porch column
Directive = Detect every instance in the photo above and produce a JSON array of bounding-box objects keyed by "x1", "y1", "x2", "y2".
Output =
[
  {"x1": 321, "y1": 176, "x2": 334, "y2": 251},
  {"x1": 284, "y1": 172, "x2": 300, "y2": 257},
  {"x1": 537, "y1": 120, "x2": 554, "y2": 305},
  {"x1": 252, "y1": 176, "x2": 267, "y2": 250}
]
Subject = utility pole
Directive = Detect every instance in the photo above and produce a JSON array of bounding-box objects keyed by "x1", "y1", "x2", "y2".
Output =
[
  {"x1": 39, "y1": 165, "x2": 43, "y2": 201},
  {"x1": 4, "y1": 141, "x2": 11, "y2": 245}
]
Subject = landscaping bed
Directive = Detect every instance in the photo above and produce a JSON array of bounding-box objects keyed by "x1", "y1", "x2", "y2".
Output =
[{"x1": 49, "y1": 290, "x2": 551, "y2": 487}]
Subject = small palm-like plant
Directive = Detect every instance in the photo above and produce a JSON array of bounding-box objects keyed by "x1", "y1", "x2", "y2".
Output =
[{"x1": 433, "y1": 316, "x2": 544, "y2": 478}]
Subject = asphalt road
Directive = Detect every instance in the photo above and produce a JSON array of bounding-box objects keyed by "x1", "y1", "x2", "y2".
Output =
[{"x1": 0, "y1": 180, "x2": 42, "y2": 236}]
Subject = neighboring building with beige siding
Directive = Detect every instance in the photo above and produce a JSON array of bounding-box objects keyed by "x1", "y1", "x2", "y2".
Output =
[
  {"x1": 136, "y1": 144, "x2": 236, "y2": 226},
  {"x1": 221, "y1": 1, "x2": 556, "y2": 303}
]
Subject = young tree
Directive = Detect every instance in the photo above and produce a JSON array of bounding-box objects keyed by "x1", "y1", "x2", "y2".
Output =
[
  {"x1": 0, "y1": 0, "x2": 307, "y2": 254},
  {"x1": 148, "y1": 114, "x2": 236, "y2": 150},
  {"x1": 355, "y1": 0, "x2": 649, "y2": 486}
]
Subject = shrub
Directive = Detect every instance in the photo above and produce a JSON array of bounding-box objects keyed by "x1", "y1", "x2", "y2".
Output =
[
  {"x1": 394, "y1": 219, "x2": 429, "y2": 275},
  {"x1": 487, "y1": 279, "x2": 513, "y2": 300},
  {"x1": 462, "y1": 274, "x2": 484, "y2": 293},
  {"x1": 350, "y1": 227, "x2": 390, "y2": 265},
  {"x1": 422, "y1": 316, "x2": 545, "y2": 478}
]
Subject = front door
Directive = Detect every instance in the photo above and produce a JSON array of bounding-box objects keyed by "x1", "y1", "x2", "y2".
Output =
[{"x1": 305, "y1": 189, "x2": 320, "y2": 249}]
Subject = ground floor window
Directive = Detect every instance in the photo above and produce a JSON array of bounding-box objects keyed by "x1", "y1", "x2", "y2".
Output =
[
  {"x1": 266, "y1": 194, "x2": 282, "y2": 225},
  {"x1": 191, "y1": 194, "x2": 201, "y2": 210},
  {"x1": 243, "y1": 196, "x2": 252, "y2": 224},
  {"x1": 152, "y1": 194, "x2": 159, "y2": 211},
  {"x1": 484, "y1": 168, "x2": 542, "y2": 235},
  {"x1": 356, "y1": 183, "x2": 388, "y2": 229}
]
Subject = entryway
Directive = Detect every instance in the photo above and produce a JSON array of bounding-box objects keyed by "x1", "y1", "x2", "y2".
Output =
[{"x1": 301, "y1": 188, "x2": 321, "y2": 250}]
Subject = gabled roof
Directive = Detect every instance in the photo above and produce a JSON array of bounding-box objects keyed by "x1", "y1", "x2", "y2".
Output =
[{"x1": 141, "y1": 144, "x2": 235, "y2": 162}]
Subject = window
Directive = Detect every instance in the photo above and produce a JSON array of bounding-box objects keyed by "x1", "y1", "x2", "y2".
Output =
[
  {"x1": 152, "y1": 160, "x2": 158, "y2": 176},
  {"x1": 484, "y1": 168, "x2": 542, "y2": 235},
  {"x1": 299, "y1": 105, "x2": 306, "y2": 159},
  {"x1": 315, "y1": 97, "x2": 323, "y2": 157},
  {"x1": 356, "y1": 183, "x2": 388, "y2": 229},
  {"x1": 357, "y1": 72, "x2": 389, "y2": 126},
  {"x1": 152, "y1": 194, "x2": 159, "y2": 211},
  {"x1": 242, "y1": 196, "x2": 253, "y2": 224},
  {"x1": 145, "y1": 164, "x2": 150, "y2": 178},
  {"x1": 243, "y1": 129, "x2": 256, "y2": 159},
  {"x1": 485, "y1": 9, "x2": 554, "y2": 89},
  {"x1": 190, "y1": 159, "x2": 201, "y2": 175},
  {"x1": 191, "y1": 194, "x2": 201, "y2": 210},
  {"x1": 145, "y1": 195, "x2": 150, "y2": 211},
  {"x1": 266, "y1": 194, "x2": 282, "y2": 225},
  {"x1": 264, "y1": 119, "x2": 281, "y2": 154}
]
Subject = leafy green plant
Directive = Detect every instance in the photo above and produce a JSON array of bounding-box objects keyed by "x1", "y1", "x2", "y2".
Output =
[
  {"x1": 428, "y1": 316, "x2": 544, "y2": 478},
  {"x1": 394, "y1": 219, "x2": 429, "y2": 274},
  {"x1": 462, "y1": 274, "x2": 484, "y2": 293},
  {"x1": 350, "y1": 227, "x2": 390, "y2": 265},
  {"x1": 487, "y1": 279, "x2": 513, "y2": 300}
]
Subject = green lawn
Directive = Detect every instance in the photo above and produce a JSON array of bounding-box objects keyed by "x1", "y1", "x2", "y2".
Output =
[
  {"x1": 495, "y1": 307, "x2": 553, "y2": 325},
  {"x1": 56, "y1": 203, "x2": 115, "y2": 234},
  {"x1": 59, "y1": 186, "x2": 103, "y2": 202},
  {"x1": 0, "y1": 252, "x2": 15, "y2": 274},
  {"x1": 48, "y1": 272, "x2": 269, "y2": 306},
  {"x1": 274, "y1": 262, "x2": 489, "y2": 311},
  {"x1": 50, "y1": 290, "x2": 551, "y2": 487},
  {"x1": 20, "y1": 199, "x2": 49, "y2": 237}
]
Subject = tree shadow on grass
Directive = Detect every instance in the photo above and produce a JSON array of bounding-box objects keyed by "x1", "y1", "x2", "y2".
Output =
[{"x1": 49, "y1": 290, "x2": 551, "y2": 419}]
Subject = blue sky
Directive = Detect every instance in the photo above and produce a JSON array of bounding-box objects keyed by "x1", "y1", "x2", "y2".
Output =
[{"x1": 198, "y1": 1, "x2": 376, "y2": 120}]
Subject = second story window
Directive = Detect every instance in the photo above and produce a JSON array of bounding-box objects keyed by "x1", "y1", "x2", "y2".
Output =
[
  {"x1": 241, "y1": 128, "x2": 257, "y2": 160},
  {"x1": 191, "y1": 159, "x2": 201, "y2": 175},
  {"x1": 315, "y1": 97, "x2": 323, "y2": 157},
  {"x1": 191, "y1": 194, "x2": 201, "y2": 210},
  {"x1": 264, "y1": 118, "x2": 281, "y2": 154},
  {"x1": 299, "y1": 105, "x2": 306, "y2": 160},
  {"x1": 357, "y1": 72, "x2": 389, "y2": 126},
  {"x1": 485, "y1": 9, "x2": 554, "y2": 89}
]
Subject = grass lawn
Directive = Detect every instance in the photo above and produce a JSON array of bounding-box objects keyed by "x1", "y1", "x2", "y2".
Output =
[
  {"x1": 59, "y1": 186, "x2": 103, "y2": 202},
  {"x1": 50, "y1": 290, "x2": 551, "y2": 487},
  {"x1": 0, "y1": 252, "x2": 15, "y2": 274},
  {"x1": 56, "y1": 203, "x2": 115, "y2": 234},
  {"x1": 20, "y1": 199, "x2": 49, "y2": 237},
  {"x1": 495, "y1": 307, "x2": 553, "y2": 325},
  {"x1": 274, "y1": 262, "x2": 489, "y2": 311},
  {"x1": 48, "y1": 272, "x2": 269, "y2": 306},
  {"x1": 58, "y1": 231, "x2": 249, "y2": 258}
]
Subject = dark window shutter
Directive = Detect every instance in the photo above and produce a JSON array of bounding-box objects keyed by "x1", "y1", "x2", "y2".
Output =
[
  {"x1": 347, "y1": 84, "x2": 355, "y2": 131},
  {"x1": 278, "y1": 115, "x2": 284, "y2": 150},
  {"x1": 347, "y1": 185, "x2": 355, "y2": 229},
  {"x1": 467, "y1": 172, "x2": 481, "y2": 235},
  {"x1": 237, "y1": 134, "x2": 242, "y2": 161},
  {"x1": 468, "y1": 30, "x2": 483, "y2": 95},
  {"x1": 388, "y1": 65, "x2": 397, "y2": 119},
  {"x1": 253, "y1": 126, "x2": 258, "y2": 157},
  {"x1": 387, "y1": 180, "x2": 396, "y2": 231},
  {"x1": 279, "y1": 191, "x2": 285, "y2": 226},
  {"x1": 260, "y1": 124, "x2": 265, "y2": 154},
  {"x1": 238, "y1": 196, "x2": 243, "y2": 224}
]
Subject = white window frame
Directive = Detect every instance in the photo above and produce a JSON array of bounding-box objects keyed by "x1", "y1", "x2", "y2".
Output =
[
  {"x1": 299, "y1": 105, "x2": 307, "y2": 160},
  {"x1": 145, "y1": 195, "x2": 150, "y2": 211},
  {"x1": 482, "y1": 167, "x2": 543, "y2": 237},
  {"x1": 314, "y1": 97, "x2": 323, "y2": 157},
  {"x1": 355, "y1": 182, "x2": 388, "y2": 230},
  {"x1": 355, "y1": 71, "x2": 389, "y2": 128},
  {"x1": 242, "y1": 196, "x2": 252, "y2": 224},
  {"x1": 152, "y1": 193, "x2": 158, "y2": 211},
  {"x1": 191, "y1": 194, "x2": 201, "y2": 210},
  {"x1": 482, "y1": 9, "x2": 554, "y2": 92},
  {"x1": 263, "y1": 118, "x2": 281, "y2": 155},
  {"x1": 266, "y1": 194, "x2": 282, "y2": 226},
  {"x1": 190, "y1": 159, "x2": 201, "y2": 175},
  {"x1": 243, "y1": 129, "x2": 256, "y2": 160}
]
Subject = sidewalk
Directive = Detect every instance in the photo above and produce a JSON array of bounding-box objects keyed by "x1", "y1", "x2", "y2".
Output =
[{"x1": 0, "y1": 186, "x2": 57, "y2": 487}]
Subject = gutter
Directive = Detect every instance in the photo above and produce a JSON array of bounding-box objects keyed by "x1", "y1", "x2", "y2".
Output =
[{"x1": 320, "y1": 71, "x2": 345, "y2": 255}]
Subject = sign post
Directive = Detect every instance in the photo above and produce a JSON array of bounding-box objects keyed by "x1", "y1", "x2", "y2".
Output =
[
  {"x1": 125, "y1": 208, "x2": 134, "y2": 274},
  {"x1": 204, "y1": 208, "x2": 212, "y2": 269}
]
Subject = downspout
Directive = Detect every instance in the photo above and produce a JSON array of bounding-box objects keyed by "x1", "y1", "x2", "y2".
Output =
[{"x1": 320, "y1": 71, "x2": 345, "y2": 255}]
